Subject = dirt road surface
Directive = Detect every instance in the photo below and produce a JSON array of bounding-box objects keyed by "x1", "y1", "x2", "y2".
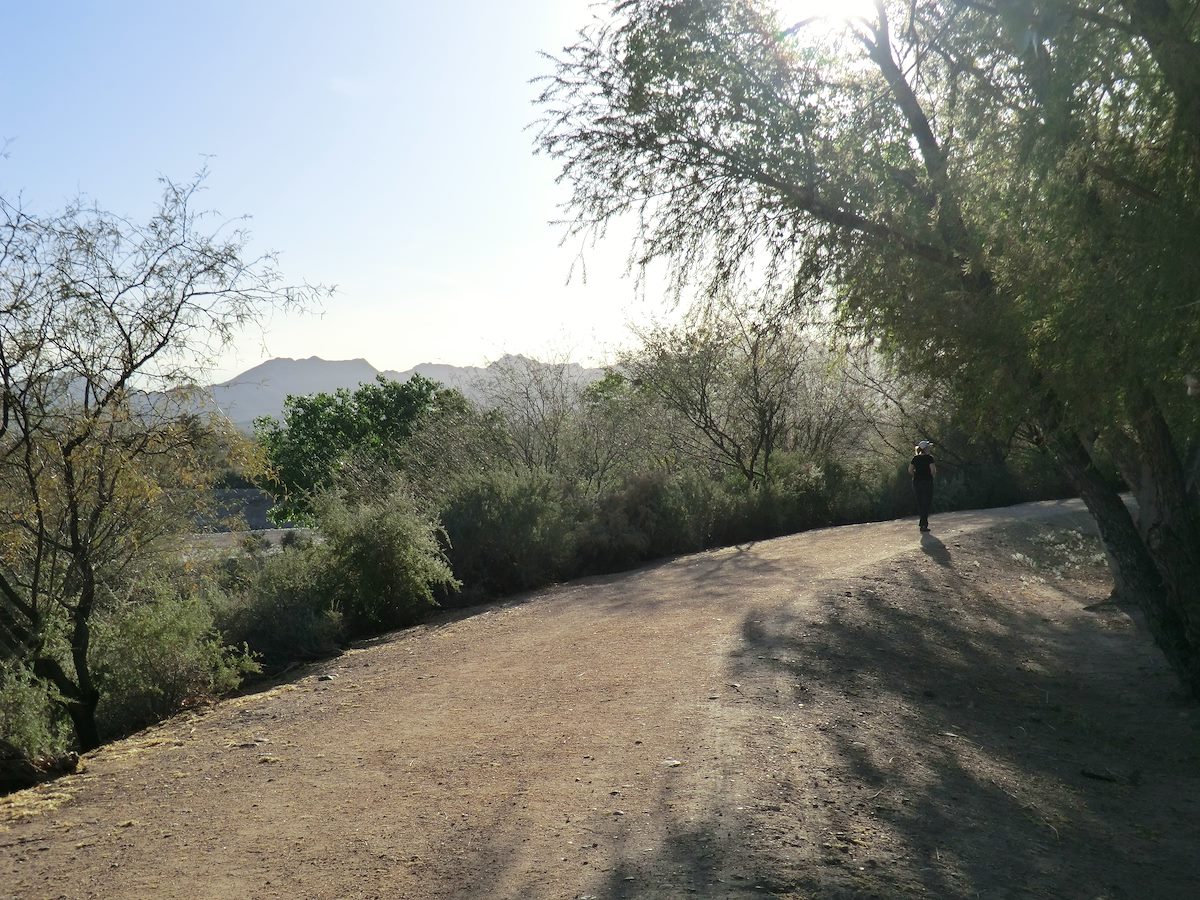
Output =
[{"x1": 4, "y1": 500, "x2": 1199, "y2": 899}]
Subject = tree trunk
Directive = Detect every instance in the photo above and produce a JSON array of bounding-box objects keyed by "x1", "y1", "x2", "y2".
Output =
[
  {"x1": 1048, "y1": 427, "x2": 1200, "y2": 694},
  {"x1": 63, "y1": 697, "x2": 101, "y2": 752},
  {"x1": 1123, "y1": 390, "x2": 1200, "y2": 694},
  {"x1": 68, "y1": 616, "x2": 101, "y2": 752},
  {"x1": 32, "y1": 655, "x2": 102, "y2": 752}
]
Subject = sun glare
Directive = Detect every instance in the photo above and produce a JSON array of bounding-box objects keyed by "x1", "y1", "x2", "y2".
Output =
[{"x1": 773, "y1": 0, "x2": 877, "y2": 31}]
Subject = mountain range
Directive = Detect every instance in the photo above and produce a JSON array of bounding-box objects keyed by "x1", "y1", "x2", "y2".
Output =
[{"x1": 207, "y1": 355, "x2": 605, "y2": 430}]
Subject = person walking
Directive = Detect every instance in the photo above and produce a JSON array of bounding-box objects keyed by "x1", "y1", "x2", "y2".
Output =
[{"x1": 909, "y1": 440, "x2": 937, "y2": 532}]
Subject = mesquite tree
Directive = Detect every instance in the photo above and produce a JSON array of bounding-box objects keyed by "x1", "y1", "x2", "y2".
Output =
[
  {"x1": 0, "y1": 175, "x2": 315, "y2": 749},
  {"x1": 626, "y1": 301, "x2": 868, "y2": 484},
  {"x1": 536, "y1": 1, "x2": 1200, "y2": 691}
]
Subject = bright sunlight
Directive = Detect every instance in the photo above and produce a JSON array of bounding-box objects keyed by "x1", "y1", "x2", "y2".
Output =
[{"x1": 773, "y1": 0, "x2": 878, "y2": 31}]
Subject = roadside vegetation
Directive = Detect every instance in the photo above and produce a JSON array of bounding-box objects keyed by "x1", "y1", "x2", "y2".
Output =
[
  {"x1": 1, "y1": 264, "x2": 1070, "y2": 785},
  {"x1": 5, "y1": 0, "x2": 1198, "y2": 791}
]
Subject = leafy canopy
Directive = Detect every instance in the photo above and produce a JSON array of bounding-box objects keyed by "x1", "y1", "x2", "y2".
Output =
[{"x1": 254, "y1": 374, "x2": 468, "y2": 522}]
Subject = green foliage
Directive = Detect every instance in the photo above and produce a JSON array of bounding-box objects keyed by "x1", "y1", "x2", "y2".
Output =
[
  {"x1": 316, "y1": 486, "x2": 459, "y2": 634},
  {"x1": 90, "y1": 587, "x2": 259, "y2": 741},
  {"x1": 0, "y1": 661, "x2": 69, "y2": 760},
  {"x1": 576, "y1": 470, "x2": 722, "y2": 571},
  {"x1": 439, "y1": 470, "x2": 578, "y2": 602},
  {"x1": 398, "y1": 403, "x2": 514, "y2": 506},
  {"x1": 536, "y1": 0, "x2": 1199, "y2": 460},
  {"x1": 1007, "y1": 447, "x2": 1083, "y2": 502},
  {"x1": 255, "y1": 374, "x2": 468, "y2": 523},
  {"x1": 240, "y1": 531, "x2": 274, "y2": 555},
  {"x1": 626, "y1": 304, "x2": 874, "y2": 487},
  {"x1": 216, "y1": 481, "x2": 458, "y2": 665},
  {"x1": 279, "y1": 529, "x2": 314, "y2": 551},
  {"x1": 568, "y1": 370, "x2": 669, "y2": 493},
  {"x1": 0, "y1": 172, "x2": 319, "y2": 751},
  {"x1": 214, "y1": 546, "x2": 344, "y2": 671}
]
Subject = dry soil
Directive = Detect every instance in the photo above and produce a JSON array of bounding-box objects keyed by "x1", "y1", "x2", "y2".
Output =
[{"x1": 3, "y1": 500, "x2": 1199, "y2": 899}]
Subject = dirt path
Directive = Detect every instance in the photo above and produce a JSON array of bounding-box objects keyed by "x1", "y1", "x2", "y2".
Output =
[{"x1": 3, "y1": 501, "x2": 1199, "y2": 899}]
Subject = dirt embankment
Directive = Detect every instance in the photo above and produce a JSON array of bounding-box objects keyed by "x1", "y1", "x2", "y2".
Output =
[{"x1": 3, "y1": 501, "x2": 1199, "y2": 899}]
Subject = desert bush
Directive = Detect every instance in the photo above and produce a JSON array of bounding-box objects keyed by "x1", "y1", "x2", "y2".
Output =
[
  {"x1": 935, "y1": 466, "x2": 1007, "y2": 513},
  {"x1": 240, "y1": 532, "x2": 274, "y2": 555},
  {"x1": 316, "y1": 486, "x2": 459, "y2": 634},
  {"x1": 440, "y1": 469, "x2": 579, "y2": 602},
  {"x1": 576, "y1": 470, "x2": 724, "y2": 572},
  {"x1": 819, "y1": 460, "x2": 895, "y2": 526},
  {"x1": 279, "y1": 529, "x2": 314, "y2": 551},
  {"x1": 214, "y1": 546, "x2": 343, "y2": 671},
  {"x1": 700, "y1": 458, "x2": 873, "y2": 545},
  {"x1": 0, "y1": 661, "x2": 69, "y2": 760},
  {"x1": 90, "y1": 585, "x2": 258, "y2": 740},
  {"x1": 213, "y1": 482, "x2": 456, "y2": 665},
  {"x1": 1009, "y1": 448, "x2": 1080, "y2": 501}
]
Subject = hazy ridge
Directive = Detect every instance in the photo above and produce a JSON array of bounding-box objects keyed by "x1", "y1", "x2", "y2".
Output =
[{"x1": 206, "y1": 355, "x2": 605, "y2": 430}]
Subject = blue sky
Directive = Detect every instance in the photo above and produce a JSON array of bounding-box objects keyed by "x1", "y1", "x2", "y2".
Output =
[{"x1": 0, "y1": 0, "x2": 665, "y2": 380}]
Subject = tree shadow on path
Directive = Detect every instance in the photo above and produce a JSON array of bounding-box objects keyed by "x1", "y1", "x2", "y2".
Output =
[{"x1": 597, "y1": 526, "x2": 1200, "y2": 898}]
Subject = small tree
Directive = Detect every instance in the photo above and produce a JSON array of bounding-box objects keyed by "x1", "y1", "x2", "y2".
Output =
[
  {"x1": 627, "y1": 301, "x2": 865, "y2": 484},
  {"x1": 479, "y1": 355, "x2": 582, "y2": 474},
  {"x1": 254, "y1": 374, "x2": 468, "y2": 523},
  {"x1": 570, "y1": 370, "x2": 669, "y2": 493},
  {"x1": 0, "y1": 175, "x2": 314, "y2": 749}
]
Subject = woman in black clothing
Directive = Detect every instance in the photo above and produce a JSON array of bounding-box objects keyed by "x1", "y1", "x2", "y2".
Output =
[{"x1": 908, "y1": 441, "x2": 937, "y2": 532}]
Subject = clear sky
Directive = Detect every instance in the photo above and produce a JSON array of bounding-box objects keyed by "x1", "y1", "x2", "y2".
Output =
[
  {"x1": 1, "y1": 1, "x2": 861, "y2": 382},
  {"x1": 0, "y1": 0, "x2": 671, "y2": 381}
]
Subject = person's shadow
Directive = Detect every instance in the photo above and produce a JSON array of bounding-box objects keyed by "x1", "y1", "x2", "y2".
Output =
[{"x1": 920, "y1": 531, "x2": 952, "y2": 567}]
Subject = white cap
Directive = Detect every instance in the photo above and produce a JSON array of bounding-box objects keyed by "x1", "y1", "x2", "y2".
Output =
[{"x1": 916, "y1": 440, "x2": 932, "y2": 450}]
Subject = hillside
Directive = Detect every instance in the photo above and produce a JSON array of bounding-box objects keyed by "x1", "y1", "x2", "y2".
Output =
[
  {"x1": 4, "y1": 501, "x2": 1198, "y2": 898},
  {"x1": 206, "y1": 355, "x2": 606, "y2": 430}
]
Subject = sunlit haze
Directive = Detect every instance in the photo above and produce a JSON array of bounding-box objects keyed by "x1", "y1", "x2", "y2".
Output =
[
  {"x1": 774, "y1": 0, "x2": 878, "y2": 29},
  {"x1": 0, "y1": 1, "x2": 673, "y2": 382}
]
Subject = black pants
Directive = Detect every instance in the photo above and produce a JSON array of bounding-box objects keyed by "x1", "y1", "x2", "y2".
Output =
[{"x1": 913, "y1": 480, "x2": 933, "y2": 529}]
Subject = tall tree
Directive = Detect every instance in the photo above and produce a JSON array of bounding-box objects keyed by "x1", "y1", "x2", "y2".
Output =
[
  {"x1": 0, "y1": 175, "x2": 314, "y2": 748},
  {"x1": 537, "y1": 0, "x2": 1200, "y2": 691}
]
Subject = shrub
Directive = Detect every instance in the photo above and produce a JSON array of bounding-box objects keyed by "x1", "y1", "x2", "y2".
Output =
[
  {"x1": 1010, "y1": 448, "x2": 1079, "y2": 500},
  {"x1": 439, "y1": 470, "x2": 578, "y2": 602},
  {"x1": 0, "y1": 660, "x2": 69, "y2": 760},
  {"x1": 576, "y1": 470, "x2": 722, "y2": 572},
  {"x1": 316, "y1": 486, "x2": 459, "y2": 634},
  {"x1": 240, "y1": 531, "x2": 274, "y2": 555},
  {"x1": 214, "y1": 546, "x2": 343, "y2": 671},
  {"x1": 90, "y1": 586, "x2": 259, "y2": 740},
  {"x1": 213, "y1": 482, "x2": 456, "y2": 665},
  {"x1": 279, "y1": 528, "x2": 314, "y2": 551}
]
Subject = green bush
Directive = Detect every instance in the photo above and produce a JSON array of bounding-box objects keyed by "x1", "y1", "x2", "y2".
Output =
[
  {"x1": 0, "y1": 660, "x2": 69, "y2": 760},
  {"x1": 440, "y1": 470, "x2": 578, "y2": 602},
  {"x1": 213, "y1": 482, "x2": 456, "y2": 666},
  {"x1": 279, "y1": 528, "x2": 314, "y2": 551},
  {"x1": 576, "y1": 470, "x2": 722, "y2": 572},
  {"x1": 1010, "y1": 448, "x2": 1079, "y2": 500},
  {"x1": 214, "y1": 547, "x2": 344, "y2": 671},
  {"x1": 316, "y1": 486, "x2": 459, "y2": 634},
  {"x1": 91, "y1": 586, "x2": 259, "y2": 740}
]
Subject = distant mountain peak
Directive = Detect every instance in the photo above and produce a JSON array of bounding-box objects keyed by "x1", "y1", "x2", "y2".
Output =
[{"x1": 206, "y1": 355, "x2": 604, "y2": 430}]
